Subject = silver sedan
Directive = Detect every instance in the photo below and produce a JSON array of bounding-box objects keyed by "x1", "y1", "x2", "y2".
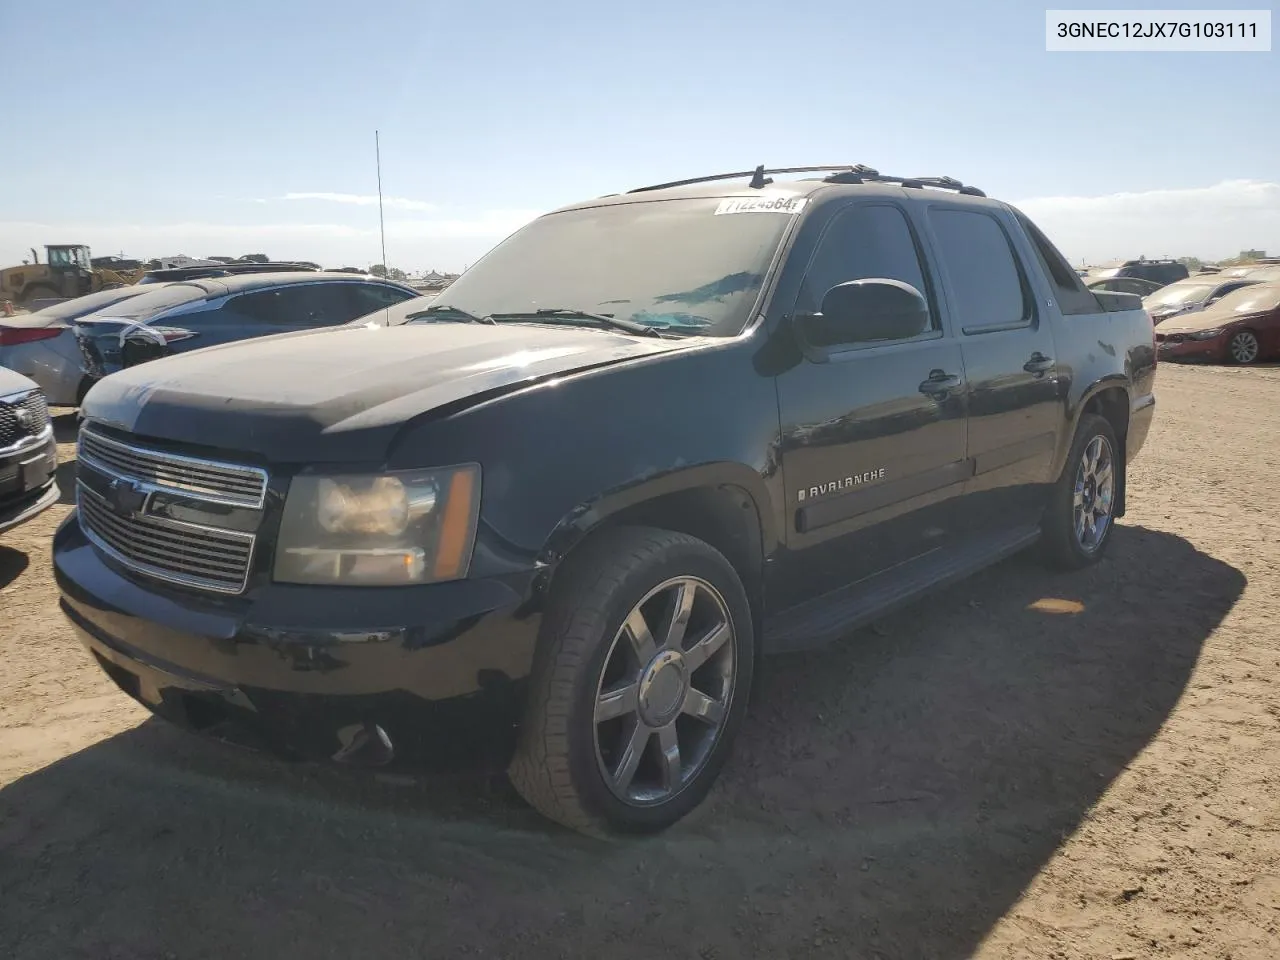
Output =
[{"x1": 0, "y1": 286, "x2": 155, "y2": 405}]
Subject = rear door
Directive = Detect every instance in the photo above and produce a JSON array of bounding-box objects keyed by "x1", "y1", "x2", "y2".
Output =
[
  {"x1": 923, "y1": 204, "x2": 1063, "y2": 532},
  {"x1": 772, "y1": 201, "x2": 969, "y2": 610}
]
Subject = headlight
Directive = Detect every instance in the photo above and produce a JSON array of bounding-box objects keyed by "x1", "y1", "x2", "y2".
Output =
[
  {"x1": 1189, "y1": 328, "x2": 1224, "y2": 340},
  {"x1": 274, "y1": 464, "x2": 480, "y2": 586}
]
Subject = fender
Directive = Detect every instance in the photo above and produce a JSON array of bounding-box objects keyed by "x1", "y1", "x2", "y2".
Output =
[
  {"x1": 1051, "y1": 374, "x2": 1130, "y2": 478},
  {"x1": 537, "y1": 460, "x2": 777, "y2": 569},
  {"x1": 1052, "y1": 373, "x2": 1132, "y2": 516}
]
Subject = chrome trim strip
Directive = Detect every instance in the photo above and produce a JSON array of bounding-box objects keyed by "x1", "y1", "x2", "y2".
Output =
[
  {"x1": 79, "y1": 426, "x2": 268, "y2": 509},
  {"x1": 0, "y1": 424, "x2": 53, "y2": 458},
  {"x1": 77, "y1": 483, "x2": 255, "y2": 595},
  {"x1": 0, "y1": 388, "x2": 42, "y2": 403},
  {"x1": 78, "y1": 449, "x2": 262, "y2": 510}
]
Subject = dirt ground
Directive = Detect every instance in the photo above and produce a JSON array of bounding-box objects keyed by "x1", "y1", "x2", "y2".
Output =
[{"x1": 1, "y1": 362, "x2": 1277, "y2": 959}]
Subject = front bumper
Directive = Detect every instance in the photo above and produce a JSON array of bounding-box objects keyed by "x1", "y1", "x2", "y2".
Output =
[
  {"x1": 1156, "y1": 333, "x2": 1227, "y2": 362},
  {"x1": 53, "y1": 514, "x2": 543, "y2": 769},
  {"x1": 0, "y1": 433, "x2": 58, "y2": 534}
]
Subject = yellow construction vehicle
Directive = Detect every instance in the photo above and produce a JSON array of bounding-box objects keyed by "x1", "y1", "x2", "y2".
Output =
[{"x1": 0, "y1": 244, "x2": 142, "y2": 307}]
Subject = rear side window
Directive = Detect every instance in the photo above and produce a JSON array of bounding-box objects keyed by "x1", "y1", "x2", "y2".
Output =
[
  {"x1": 928, "y1": 208, "x2": 1031, "y2": 333},
  {"x1": 797, "y1": 203, "x2": 935, "y2": 329},
  {"x1": 1012, "y1": 211, "x2": 1100, "y2": 316},
  {"x1": 230, "y1": 284, "x2": 354, "y2": 326}
]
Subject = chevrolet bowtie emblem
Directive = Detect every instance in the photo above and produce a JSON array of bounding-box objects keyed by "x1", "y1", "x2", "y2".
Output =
[{"x1": 105, "y1": 477, "x2": 148, "y2": 518}]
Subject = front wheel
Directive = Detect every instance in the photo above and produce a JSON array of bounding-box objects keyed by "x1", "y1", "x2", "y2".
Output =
[
  {"x1": 509, "y1": 527, "x2": 754, "y2": 835},
  {"x1": 1041, "y1": 413, "x2": 1119, "y2": 570},
  {"x1": 1227, "y1": 329, "x2": 1260, "y2": 365}
]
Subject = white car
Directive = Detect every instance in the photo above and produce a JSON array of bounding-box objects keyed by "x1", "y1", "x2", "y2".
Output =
[
  {"x1": 0, "y1": 366, "x2": 58, "y2": 534},
  {"x1": 0, "y1": 286, "x2": 156, "y2": 405},
  {"x1": 1143, "y1": 276, "x2": 1261, "y2": 325}
]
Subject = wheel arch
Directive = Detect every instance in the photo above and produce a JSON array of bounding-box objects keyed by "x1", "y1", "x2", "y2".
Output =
[
  {"x1": 1062, "y1": 378, "x2": 1131, "y2": 517},
  {"x1": 537, "y1": 462, "x2": 776, "y2": 623}
]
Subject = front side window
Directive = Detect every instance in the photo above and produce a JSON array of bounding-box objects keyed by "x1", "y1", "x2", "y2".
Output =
[
  {"x1": 929, "y1": 208, "x2": 1031, "y2": 333},
  {"x1": 414, "y1": 197, "x2": 796, "y2": 336},
  {"x1": 794, "y1": 203, "x2": 934, "y2": 330}
]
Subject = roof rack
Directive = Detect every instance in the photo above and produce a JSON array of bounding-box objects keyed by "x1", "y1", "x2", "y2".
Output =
[{"x1": 627, "y1": 164, "x2": 985, "y2": 197}]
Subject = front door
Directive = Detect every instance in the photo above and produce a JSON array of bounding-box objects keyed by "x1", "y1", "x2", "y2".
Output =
[
  {"x1": 772, "y1": 201, "x2": 970, "y2": 611},
  {"x1": 923, "y1": 204, "x2": 1063, "y2": 531}
]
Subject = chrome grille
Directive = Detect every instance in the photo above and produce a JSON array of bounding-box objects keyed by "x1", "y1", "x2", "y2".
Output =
[
  {"x1": 79, "y1": 426, "x2": 267, "y2": 508},
  {"x1": 78, "y1": 484, "x2": 255, "y2": 594},
  {"x1": 0, "y1": 390, "x2": 50, "y2": 449}
]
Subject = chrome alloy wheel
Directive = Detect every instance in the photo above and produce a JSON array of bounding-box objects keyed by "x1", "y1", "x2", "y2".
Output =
[
  {"x1": 1229, "y1": 330, "x2": 1259, "y2": 364},
  {"x1": 593, "y1": 576, "x2": 736, "y2": 805},
  {"x1": 1073, "y1": 434, "x2": 1115, "y2": 553}
]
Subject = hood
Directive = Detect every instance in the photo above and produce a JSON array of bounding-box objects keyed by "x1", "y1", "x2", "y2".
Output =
[
  {"x1": 0, "y1": 365, "x2": 41, "y2": 398},
  {"x1": 1146, "y1": 301, "x2": 1198, "y2": 322},
  {"x1": 1156, "y1": 305, "x2": 1264, "y2": 334},
  {"x1": 81, "y1": 322, "x2": 694, "y2": 462}
]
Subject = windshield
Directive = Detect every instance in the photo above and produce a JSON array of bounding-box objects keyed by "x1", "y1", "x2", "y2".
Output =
[
  {"x1": 408, "y1": 197, "x2": 795, "y2": 336},
  {"x1": 1089, "y1": 267, "x2": 1121, "y2": 279},
  {"x1": 1211, "y1": 284, "x2": 1280, "y2": 315},
  {"x1": 1146, "y1": 283, "x2": 1214, "y2": 307}
]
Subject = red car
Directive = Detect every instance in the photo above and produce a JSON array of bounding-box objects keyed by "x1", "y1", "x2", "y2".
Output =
[{"x1": 1155, "y1": 281, "x2": 1280, "y2": 365}]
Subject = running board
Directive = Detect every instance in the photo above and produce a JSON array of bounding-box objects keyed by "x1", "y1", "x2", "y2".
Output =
[{"x1": 761, "y1": 525, "x2": 1042, "y2": 654}]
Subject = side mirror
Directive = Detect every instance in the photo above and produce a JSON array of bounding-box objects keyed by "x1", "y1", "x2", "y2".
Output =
[{"x1": 795, "y1": 278, "x2": 930, "y2": 358}]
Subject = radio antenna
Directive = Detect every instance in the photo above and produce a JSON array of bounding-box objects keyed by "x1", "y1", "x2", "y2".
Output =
[{"x1": 375, "y1": 130, "x2": 387, "y2": 273}]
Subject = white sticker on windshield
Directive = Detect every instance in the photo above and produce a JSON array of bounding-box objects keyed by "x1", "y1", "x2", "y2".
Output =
[{"x1": 714, "y1": 195, "x2": 809, "y2": 216}]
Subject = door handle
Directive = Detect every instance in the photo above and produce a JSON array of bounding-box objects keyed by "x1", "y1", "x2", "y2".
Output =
[
  {"x1": 919, "y1": 370, "x2": 962, "y2": 397},
  {"x1": 1023, "y1": 352, "x2": 1054, "y2": 374}
]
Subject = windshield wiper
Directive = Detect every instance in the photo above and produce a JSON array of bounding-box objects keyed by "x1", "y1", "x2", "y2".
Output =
[
  {"x1": 405, "y1": 304, "x2": 496, "y2": 325},
  {"x1": 491, "y1": 308, "x2": 662, "y2": 338}
]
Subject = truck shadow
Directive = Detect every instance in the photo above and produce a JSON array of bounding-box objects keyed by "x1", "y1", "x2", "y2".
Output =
[
  {"x1": 0, "y1": 525, "x2": 1243, "y2": 959},
  {"x1": 0, "y1": 546, "x2": 29, "y2": 590}
]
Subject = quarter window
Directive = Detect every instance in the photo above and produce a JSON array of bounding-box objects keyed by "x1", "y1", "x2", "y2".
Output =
[
  {"x1": 797, "y1": 204, "x2": 935, "y2": 332},
  {"x1": 929, "y1": 208, "x2": 1031, "y2": 333}
]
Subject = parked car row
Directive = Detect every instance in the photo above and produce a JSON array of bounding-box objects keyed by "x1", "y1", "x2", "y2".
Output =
[
  {"x1": 0, "y1": 273, "x2": 422, "y2": 404},
  {"x1": 1154, "y1": 280, "x2": 1280, "y2": 364},
  {"x1": 1085, "y1": 258, "x2": 1280, "y2": 365}
]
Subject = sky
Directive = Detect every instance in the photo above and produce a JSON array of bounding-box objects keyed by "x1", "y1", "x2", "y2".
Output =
[{"x1": 1, "y1": 0, "x2": 1276, "y2": 271}]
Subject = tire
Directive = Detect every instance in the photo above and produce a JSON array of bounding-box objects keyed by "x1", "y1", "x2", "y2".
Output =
[
  {"x1": 20, "y1": 285, "x2": 59, "y2": 307},
  {"x1": 1227, "y1": 329, "x2": 1260, "y2": 365},
  {"x1": 1041, "y1": 413, "x2": 1120, "y2": 570},
  {"x1": 509, "y1": 526, "x2": 755, "y2": 835}
]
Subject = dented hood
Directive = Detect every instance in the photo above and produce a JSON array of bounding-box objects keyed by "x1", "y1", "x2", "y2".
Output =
[{"x1": 82, "y1": 322, "x2": 690, "y2": 462}]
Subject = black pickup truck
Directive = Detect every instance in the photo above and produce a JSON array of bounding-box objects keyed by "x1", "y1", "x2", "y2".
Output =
[{"x1": 53, "y1": 165, "x2": 1157, "y2": 835}]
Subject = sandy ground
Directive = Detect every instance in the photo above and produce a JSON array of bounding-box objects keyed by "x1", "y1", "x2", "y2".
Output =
[{"x1": 1, "y1": 362, "x2": 1277, "y2": 959}]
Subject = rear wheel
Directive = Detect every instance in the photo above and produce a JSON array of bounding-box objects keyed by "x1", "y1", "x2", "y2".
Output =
[
  {"x1": 1041, "y1": 413, "x2": 1119, "y2": 570},
  {"x1": 509, "y1": 527, "x2": 754, "y2": 835},
  {"x1": 1228, "y1": 329, "x2": 1260, "y2": 365}
]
